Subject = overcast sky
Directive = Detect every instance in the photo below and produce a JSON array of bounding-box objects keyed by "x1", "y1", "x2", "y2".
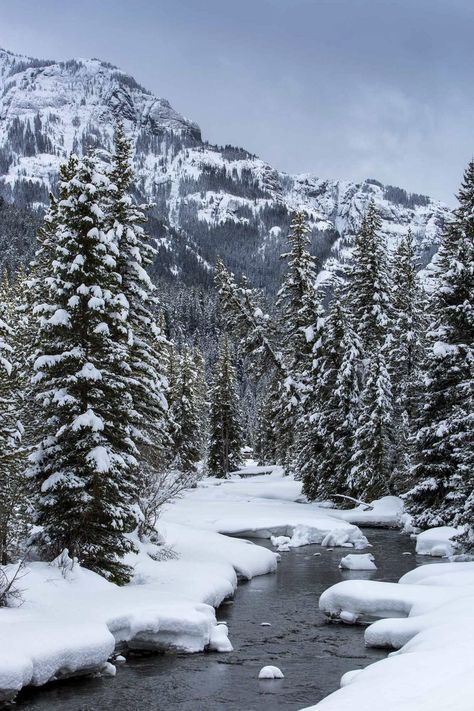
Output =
[{"x1": 2, "y1": 0, "x2": 473, "y2": 204}]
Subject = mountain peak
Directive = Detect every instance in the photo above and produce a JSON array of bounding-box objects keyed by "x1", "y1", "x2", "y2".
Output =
[{"x1": 0, "y1": 46, "x2": 449, "y2": 289}]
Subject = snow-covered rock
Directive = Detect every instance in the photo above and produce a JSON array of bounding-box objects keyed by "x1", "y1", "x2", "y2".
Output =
[
  {"x1": 416, "y1": 526, "x2": 458, "y2": 558},
  {"x1": 339, "y1": 554, "x2": 377, "y2": 571},
  {"x1": 258, "y1": 665, "x2": 284, "y2": 679},
  {"x1": 271, "y1": 535, "x2": 292, "y2": 552},
  {"x1": 209, "y1": 623, "x2": 233, "y2": 652}
]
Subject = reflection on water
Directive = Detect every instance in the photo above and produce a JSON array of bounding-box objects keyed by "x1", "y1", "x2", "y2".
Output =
[{"x1": 18, "y1": 529, "x2": 422, "y2": 711}]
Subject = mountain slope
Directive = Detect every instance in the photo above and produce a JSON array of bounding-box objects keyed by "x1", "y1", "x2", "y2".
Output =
[{"x1": 0, "y1": 47, "x2": 449, "y2": 289}]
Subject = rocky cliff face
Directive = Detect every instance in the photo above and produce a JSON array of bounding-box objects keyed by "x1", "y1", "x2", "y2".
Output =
[{"x1": 0, "y1": 47, "x2": 448, "y2": 289}]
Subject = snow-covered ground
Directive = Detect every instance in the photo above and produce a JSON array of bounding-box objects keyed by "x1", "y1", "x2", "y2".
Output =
[
  {"x1": 0, "y1": 522, "x2": 276, "y2": 702},
  {"x1": 307, "y1": 559, "x2": 474, "y2": 710},
  {"x1": 3, "y1": 467, "x2": 462, "y2": 708},
  {"x1": 163, "y1": 469, "x2": 403, "y2": 546},
  {"x1": 0, "y1": 467, "x2": 376, "y2": 701}
]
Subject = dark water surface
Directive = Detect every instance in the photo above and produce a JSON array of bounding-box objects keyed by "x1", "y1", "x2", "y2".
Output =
[{"x1": 18, "y1": 529, "x2": 421, "y2": 711}]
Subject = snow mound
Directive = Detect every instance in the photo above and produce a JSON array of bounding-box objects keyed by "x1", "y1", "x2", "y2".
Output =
[
  {"x1": 209, "y1": 623, "x2": 233, "y2": 652},
  {"x1": 271, "y1": 535, "x2": 291, "y2": 552},
  {"x1": 164, "y1": 475, "x2": 370, "y2": 551},
  {"x1": 330, "y1": 496, "x2": 404, "y2": 528},
  {"x1": 307, "y1": 561, "x2": 474, "y2": 711},
  {"x1": 339, "y1": 554, "x2": 377, "y2": 571},
  {"x1": 416, "y1": 526, "x2": 458, "y2": 557},
  {"x1": 0, "y1": 521, "x2": 276, "y2": 700},
  {"x1": 258, "y1": 665, "x2": 284, "y2": 679}
]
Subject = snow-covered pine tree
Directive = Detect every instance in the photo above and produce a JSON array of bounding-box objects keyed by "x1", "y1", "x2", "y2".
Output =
[
  {"x1": 169, "y1": 347, "x2": 202, "y2": 472},
  {"x1": 208, "y1": 337, "x2": 243, "y2": 477},
  {"x1": 192, "y1": 346, "x2": 209, "y2": 461},
  {"x1": 297, "y1": 292, "x2": 343, "y2": 501},
  {"x1": 108, "y1": 122, "x2": 171, "y2": 476},
  {"x1": 349, "y1": 201, "x2": 392, "y2": 354},
  {"x1": 349, "y1": 343, "x2": 396, "y2": 499},
  {"x1": 345, "y1": 202, "x2": 396, "y2": 498},
  {"x1": 390, "y1": 229, "x2": 424, "y2": 490},
  {"x1": 330, "y1": 310, "x2": 364, "y2": 495},
  {"x1": 276, "y1": 211, "x2": 320, "y2": 374},
  {"x1": 29, "y1": 153, "x2": 138, "y2": 584},
  {"x1": 298, "y1": 290, "x2": 362, "y2": 501},
  {"x1": 406, "y1": 160, "x2": 474, "y2": 532},
  {"x1": 275, "y1": 211, "x2": 325, "y2": 470},
  {"x1": 0, "y1": 273, "x2": 28, "y2": 565}
]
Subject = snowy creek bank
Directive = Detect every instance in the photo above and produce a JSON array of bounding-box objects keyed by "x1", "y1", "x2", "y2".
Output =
[
  {"x1": 15, "y1": 529, "x2": 418, "y2": 711},
  {"x1": 1, "y1": 472, "x2": 411, "y2": 707},
  {"x1": 0, "y1": 523, "x2": 278, "y2": 705},
  {"x1": 313, "y1": 556, "x2": 474, "y2": 710}
]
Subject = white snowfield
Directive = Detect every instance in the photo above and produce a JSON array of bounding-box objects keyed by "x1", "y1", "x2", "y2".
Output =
[
  {"x1": 305, "y1": 560, "x2": 474, "y2": 711},
  {"x1": 0, "y1": 468, "x2": 378, "y2": 701},
  {"x1": 163, "y1": 471, "x2": 403, "y2": 548},
  {"x1": 0, "y1": 522, "x2": 276, "y2": 702}
]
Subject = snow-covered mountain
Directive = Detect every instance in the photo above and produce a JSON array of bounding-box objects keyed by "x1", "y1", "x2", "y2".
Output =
[{"x1": 0, "y1": 47, "x2": 449, "y2": 289}]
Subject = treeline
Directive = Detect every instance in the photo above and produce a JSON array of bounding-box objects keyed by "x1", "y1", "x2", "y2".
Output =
[
  {"x1": 0, "y1": 126, "x2": 243, "y2": 587},
  {"x1": 216, "y1": 160, "x2": 474, "y2": 546}
]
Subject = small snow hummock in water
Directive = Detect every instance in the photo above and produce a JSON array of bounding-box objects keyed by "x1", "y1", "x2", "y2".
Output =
[
  {"x1": 339, "y1": 553, "x2": 377, "y2": 571},
  {"x1": 271, "y1": 535, "x2": 291, "y2": 552},
  {"x1": 340, "y1": 610, "x2": 359, "y2": 624},
  {"x1": 209, "y1": 623, "x2": 233, "y2": 652},
  {"x1": 260, "y1": 622, "x2": 271, "y2": 627},
  {"x1": 100, "y1": 662, "x2": 116, "y2": 677},
  {"x1": 259, "y1": 665, "x2": 284, "y2": 679}
]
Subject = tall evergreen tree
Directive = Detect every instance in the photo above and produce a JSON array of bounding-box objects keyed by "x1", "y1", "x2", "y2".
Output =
[
  {"x1": 350, "y1": 344, "x2": 395, "y2": 498},
  {"x1": 345, "y1": 202, "x2": 396, "y2": 497},
  {"x1": 275, "y1": 212, "x2": 324, "y2": 469},
  {"x1": 349, "y1": 201, "x2": 392, "y2": 354},
  {"x1": 276, "y1": 211, "x2": 320, "y2": 374},
  {"x1": 390, "y1": 230, "x2": 424, "y2": 489},
  {"x1": 330, "y1": 311, "x2": 364, "y2": 495},
  {"x1": 208, "y1": 337, "x2": 243, "y2": 477},
  {"x1": 108, "y1": 123, "x2": 171, "y2": 475},
  {"x1": 0, "y1": 273, "x2": 28, "y2": 564},
  {"x1": 29, "y1": 153, "x2": 138, "y2": 584},
  {"x1": 299, "y1": 291, "x2": 363, "y2": 500},
  {"x1": 170, "y1": 347, "x2": 202, "y2": 472},
  {"x1": 406, "y1": 160, "x2": 474, "y2": 531}
]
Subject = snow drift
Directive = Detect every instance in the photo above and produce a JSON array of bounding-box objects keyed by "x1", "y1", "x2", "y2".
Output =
[{"x1": 307, "y1": 559, "x2": 474, "y2": 711}]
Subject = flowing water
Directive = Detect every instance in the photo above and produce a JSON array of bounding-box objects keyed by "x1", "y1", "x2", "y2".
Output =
[{"x1": 18, "y1": 528, "x2": 421, "y2": 711}]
